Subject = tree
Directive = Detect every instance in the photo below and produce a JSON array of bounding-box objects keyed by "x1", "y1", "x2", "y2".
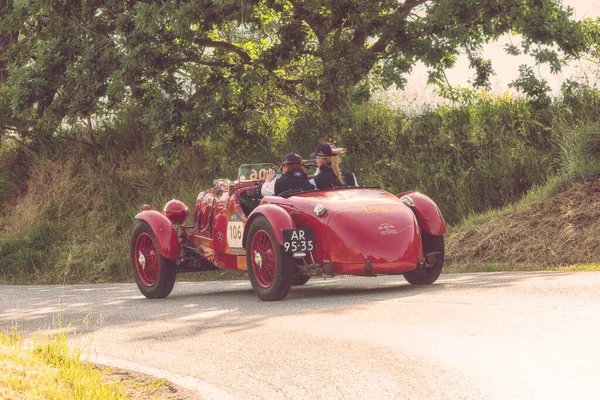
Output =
[
  {"x1": 0, "y1": 0, "x2": 590, "y2": 157},
  {"x1": 115, "y1": 0, "x2": 589, "y2": 110},
  {"x1": 0, "y1": 0, "x2": 125, "y2": 151}
]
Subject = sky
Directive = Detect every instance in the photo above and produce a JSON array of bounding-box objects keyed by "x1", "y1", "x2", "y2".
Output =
[{"x1": 385, "y1": 0, "x2": 600, "y2": 108}]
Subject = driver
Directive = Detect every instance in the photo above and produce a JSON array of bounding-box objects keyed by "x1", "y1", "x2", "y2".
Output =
[
  {"x1": 309, "y1": 142, "x2": 358, "y2": 189},
  {"x1": 261, "y1": 153, "x2": 315, "y2": 196}
]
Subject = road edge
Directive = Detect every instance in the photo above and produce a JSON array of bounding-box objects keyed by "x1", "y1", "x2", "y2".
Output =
[{"x1": 90, "y1": 355, "x2": 237, "y2": 400}]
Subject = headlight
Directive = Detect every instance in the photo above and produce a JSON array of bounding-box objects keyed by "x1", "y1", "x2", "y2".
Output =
[{"x1": 314, "y1": 203, "x2": 327, "y2": 218}]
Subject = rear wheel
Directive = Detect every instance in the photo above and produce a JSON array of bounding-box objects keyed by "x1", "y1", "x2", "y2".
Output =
[
  {"x1": 291, "y1": 275, "x2": 311, "y2": 286},
  {"x1": 246, "y1": 216, "x2": 293, "y2": 301},
  {"x1": 404, "y1": 233, "x2": 444, "y2": 285},
  {"x1": 130, "y1": 221, "x2": 177, "y2": 298}
]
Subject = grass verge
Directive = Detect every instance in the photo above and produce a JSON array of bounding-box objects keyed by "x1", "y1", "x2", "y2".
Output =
[
  {"x1": 446, "y1": 263, "x2": 600, "y2": 273},
  {"x1": 0, "y1": 329, "x2": 127, "y2": 399},
  {"x1": 0, "y1": 329, "x2": 183, "y2": 400}
]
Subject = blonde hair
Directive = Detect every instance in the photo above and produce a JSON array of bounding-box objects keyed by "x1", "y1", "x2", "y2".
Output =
[{"x1": 317, "y1": 147, "x2": 346, "y2": 185}]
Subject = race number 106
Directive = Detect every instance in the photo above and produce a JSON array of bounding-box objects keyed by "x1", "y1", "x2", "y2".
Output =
[
  {"x1": 363, "y1": 205, "x2": 388, "y2": 213},
  {"x1": 229, "y1": 224, "x2": 242, "y2": 240},
  {"x1": 227, "y1": 221, "x2": 244, "y2": 248},
  {"x1": 249, "y1": 168, "x2": 269, "y2": 180}
]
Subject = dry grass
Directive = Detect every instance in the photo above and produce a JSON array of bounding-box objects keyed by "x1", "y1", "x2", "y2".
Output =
[
  {"x1": 446, "y1": 179, "x2": 600, "y2": 268},
  {"x1": 95, "y1": 366, "x2": 185, "y2": 400}
]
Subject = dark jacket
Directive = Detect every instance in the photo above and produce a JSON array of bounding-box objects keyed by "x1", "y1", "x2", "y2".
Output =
[
  {"x1": 274, "y1": 171, "x2": 315, "y2": 195},
  {"x1": 313, "y1": 164, "x2": 357, "y2": 190}
]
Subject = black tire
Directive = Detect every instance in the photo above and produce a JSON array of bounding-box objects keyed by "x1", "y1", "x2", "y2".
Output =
[
  {"x1": 245, "y1": 216, "x2": 293, "y2": 301},
  {"x1": 404, "y1": 233, "x2": 444, "y2": 285},
  {"x1": 291, "y1": 275, "x2": 311, "y2": 286},
  {"x1": 130, "y1": 221, "x2": 177, "y2": 299}
]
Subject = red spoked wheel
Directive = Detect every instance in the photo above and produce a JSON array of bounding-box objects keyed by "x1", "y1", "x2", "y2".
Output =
[
  {"x1": 250, "y1": 230, "x2": 277, "y2": 288},
  {"x1": 130, "y1": 221, "x2": 177, "y2": 299},
  {"x1": 134, "y1": 232, "x2": 159, "y2": 286},
  {"x1": 246, "y1": 216, "x2": 293, "y2": 301}
]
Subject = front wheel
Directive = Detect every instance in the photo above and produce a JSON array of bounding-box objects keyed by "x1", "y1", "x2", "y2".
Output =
[
  {"x1": 246, "y1": 216, "x2": 293, "y2": 301},
  {"x1": 404, "y1": 233, "x2": 444, "y2": 285},
  {"x1": 130, "y1": 221, "x2": 177, "y2": 298}
]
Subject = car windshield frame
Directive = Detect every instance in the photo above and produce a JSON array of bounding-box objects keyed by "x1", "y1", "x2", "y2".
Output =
[{"x1": 237, "y1": 163, "x2": 278, "y2": 182}]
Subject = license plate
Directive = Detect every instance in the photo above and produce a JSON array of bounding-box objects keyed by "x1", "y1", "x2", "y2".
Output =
[{"x1": 282, "y1": 229, "x2": 314, "y2": 253}]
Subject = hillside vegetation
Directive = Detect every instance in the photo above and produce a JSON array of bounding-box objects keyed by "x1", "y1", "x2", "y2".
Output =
[
  {"x1": 2, "y1": 0, "x2": 599, "y2": 283},
  {"x1": 1, "y1": 85, "x2": 600, "y2": 284},
  {"x1": 446, "y1": 120, "x2": 600, "y2": 268},
  {"x1": 447, "y1": 177, "x2": 600, "y2": 269}
]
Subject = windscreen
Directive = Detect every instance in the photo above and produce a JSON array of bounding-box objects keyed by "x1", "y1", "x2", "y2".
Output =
[{"x1": 237, "y1": 163, "x2": 278, "y2": 181}]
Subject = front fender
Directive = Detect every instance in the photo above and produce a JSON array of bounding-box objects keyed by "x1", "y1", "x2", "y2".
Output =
[
  {"x1": 135, "y1": 210, "x2": 180, "y2": 260},
  {"x1": 243, "y1": 204, "x2": 295, "y2": 247},
  {"x1": 398, "y1": 192, "x2": 447, "y2": 236}
]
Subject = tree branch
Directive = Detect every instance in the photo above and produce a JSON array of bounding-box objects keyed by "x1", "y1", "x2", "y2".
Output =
[
  {"x1": 56, "y1": 134, "x2": 99, "y2": 150},
  {"x1": 5, "y1": 134, "x2": 38, "y2": 158},
  {"x1": 274, "y1": 76, "x2": 315, "y2": 105},
  {"x1": 370, "y1": 0, "x2": 429, "y2": 54},
  {"x1": 179, "y1": 56, "x2": 237, "y2": 68},
  {"x1": 299, "y1": 49, "x2": 319, "y2": 57},
  {"x1": 192, "y1": 38, "x2": 252, "y2": 63},
  {"x1": 288, "y1": 0, "x2": 328, "y2": 43},
  {"x1": 352, "y1": 29, "x2": 366, "y2": 47}
]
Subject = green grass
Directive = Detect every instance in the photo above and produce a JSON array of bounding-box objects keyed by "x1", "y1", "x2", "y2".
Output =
[
  {"x1": 555, "y1": 263, "x2": 600, "y2": 271},
  {"x1": 448, "y1": 173, "x2": 573, "y2": 233},
  {"x1": 447, "y1": 263, "x2": 600, "y2": 273},
  {"x1": 449, "y1": 120, "x2": 600, "y2": 231},
  {"x1": 145, "y1": 379, "x2": 169, "y2": 389},
  {"x1": 0, "y1": 329, "x2": 127, "y2": 399}
]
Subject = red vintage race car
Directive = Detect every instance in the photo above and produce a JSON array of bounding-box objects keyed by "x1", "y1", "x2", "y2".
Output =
[{"x1": 130, "y1": 162, "x2": 446, "y2": 301}]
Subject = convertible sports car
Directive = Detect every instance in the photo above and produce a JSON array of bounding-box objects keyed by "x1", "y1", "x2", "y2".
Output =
[{"x1": 130, "y1": 162, "x2": 446, "y2": 301}]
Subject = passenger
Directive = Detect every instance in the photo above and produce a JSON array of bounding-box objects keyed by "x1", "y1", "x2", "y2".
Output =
[
  {"x1": 261, "y1": 153, "x2": 315, "y2": 196},
  {"x1": 309, "y1": 142, "x2": 358, "y2": 189}
]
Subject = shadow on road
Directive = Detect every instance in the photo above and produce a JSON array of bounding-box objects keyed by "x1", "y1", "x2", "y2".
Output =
[{"x1": 0, "y1": 270, "x2": 577, "y2": 344}]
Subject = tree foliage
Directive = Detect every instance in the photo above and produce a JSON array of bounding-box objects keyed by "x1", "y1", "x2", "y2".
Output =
[{"x1": 0, "y1": 0, "x2": 592, "y2": 159}]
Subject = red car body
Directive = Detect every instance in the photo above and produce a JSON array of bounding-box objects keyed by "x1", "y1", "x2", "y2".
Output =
[{"x1": 130, "y1": 164, "x2": 447, "y2": 301}]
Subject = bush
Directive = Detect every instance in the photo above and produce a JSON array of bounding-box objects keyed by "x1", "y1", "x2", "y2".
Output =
[
  {"x1": 561, "y1": 123, "x2": 600, "y2": 179},
  {"x1": 0, "y1": 223, "x2": 62, "y2": 283},
  {"x1": 3, "y1": 84, "x2": 600, "y2": 283}
]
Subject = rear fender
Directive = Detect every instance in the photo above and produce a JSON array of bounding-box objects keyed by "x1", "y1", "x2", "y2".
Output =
[
  {"x1": 135, "y1": 210, "x2": 180, "y2": 260},
  {"x1": 398, "y1": 192, "x2": 447, "y2": 236},
  {"x1": 242, "y1": 204, "x2": 295, "y2": 247}
]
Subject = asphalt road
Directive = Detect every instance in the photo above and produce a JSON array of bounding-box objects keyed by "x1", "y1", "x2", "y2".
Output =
[{"x1": 2, "y1": 271, "x2": 600, "y2": 400}]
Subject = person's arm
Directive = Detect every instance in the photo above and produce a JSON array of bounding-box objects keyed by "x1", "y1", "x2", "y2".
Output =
[{"x1": 261, "y1": 169, "x2": 277, "y2": 196}]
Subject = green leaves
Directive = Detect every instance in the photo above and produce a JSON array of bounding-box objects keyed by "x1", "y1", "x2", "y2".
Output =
[
  {"x1": 0, "y1": 0, "x2": 592, "y2": 160},
  {"x1": 509, "y1": 65, "x2": 551, "y2": 108}
]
